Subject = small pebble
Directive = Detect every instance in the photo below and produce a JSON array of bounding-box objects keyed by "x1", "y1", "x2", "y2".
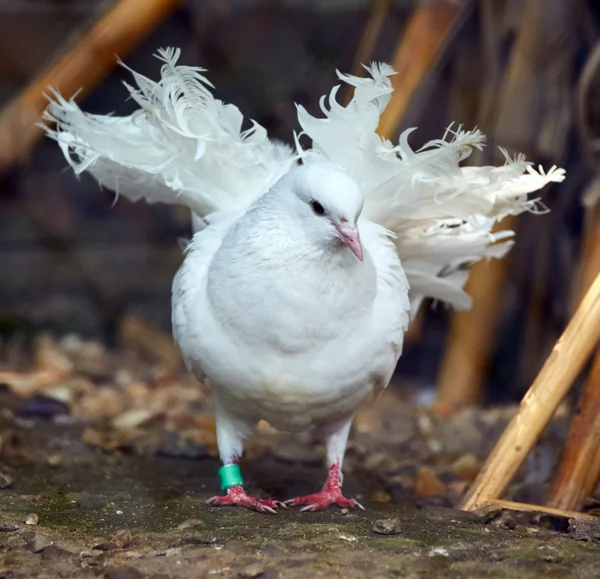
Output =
[
  {"x1": 27, "y1": 533, "x2": 53, "y2": 553},
  {"x1": 415, "y1": 467, "x2": 445, "y2": 497},
  {"x1": 370, "y1": 490, "x2": 391, "y2": 503},
  {"x1": 47, "y1": 454, "x2": 62, "y2": 468},
  {"x1": 176, "y1": 518, "x2": 203, "y2": 530},
  {"x1": 373, "y1": 518, "x2": 402, "y2": 535},
  {"x1": 450, "y1": 453, "x2": 480, "y2": 481},
  {"x1": 80, "y1": 550, "x2": 103, "y2": 559},
  {"x1": 92, "y1": 542, "x2": 116, "y2": 552},
  {"x1": 0, "y1": 522, "x2": 19, "y2": 532},
  {"x1": 41, "y1": 545, "x2": 74, "y2": 562},
  {"x1": 0, "y1": 472, "x2": 13, "y2": 489},
  {"x1": 25, "y1": 513, "x2": 39, "y2": 526},
  {"x1": 490, "y1": 511, "x2": 517, "y2": 530},
  {"x1": 239, "y1": 563, "x2": 264, "y2": 578},
  {"x1": 180, "y1": 533, "x2": 217, "y2": 545},
  {"x1": 428, "y1": 547, "x2": 449, "y2": 557},
  {"x1": 112, "y1": 529, "x2": 132, "y2": 549}
]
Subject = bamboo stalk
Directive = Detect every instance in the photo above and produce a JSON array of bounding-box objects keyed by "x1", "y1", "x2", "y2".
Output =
[
  {"x1": 434, "y1": 222, "x2": 514, "y2": 414},
  {"x1": 473, "y1": 499, "x2": 597, "y2": 521},
  {"x1": 376, "y1": 0, "x2": 462, "y2": 139},
  {"x1": 547, "y1": 201, "x2": 600, "y2": 511},
  {"x1": 351, "y1": 0, "x2": 389, "y2": 72},
  {"x1": 435, "y1": 0, "x2": 562, "y2": 413},
  {"x1": 461, "y1": 269, "x2": 600, "y2": 512},
  {"x1": 547, "y1": 356, "x2": 600, "y2": 511},
  {"x1": 374, "y1": 0, "x2": 463, "y2": 342},
  {"x1": 0, "y1": 0, "x2": 182, "y2": 173},
  {"x1": 405, "y1": 307, "x2": 425, "y2": 342},
  {"x1": 342, "y1": 0, "x2": 390, "y2": 104}
]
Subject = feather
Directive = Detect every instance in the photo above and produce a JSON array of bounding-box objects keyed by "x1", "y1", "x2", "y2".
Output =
[
  {"x1": 297, "y1": 65, "x2": 565, "y2": 314},
  {"x1": 43, "y1": 48, "x2": 296, "y2": 218},
  {"x1": 45, "y1": 49, "x2": 565, "y2": 315}
]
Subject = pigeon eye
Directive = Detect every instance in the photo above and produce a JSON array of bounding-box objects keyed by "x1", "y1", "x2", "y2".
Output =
[{"x1": 310, "y1": 200, "x2": 325, "y2": 216}]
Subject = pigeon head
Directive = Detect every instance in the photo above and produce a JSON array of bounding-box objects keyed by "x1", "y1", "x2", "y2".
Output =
[{"x1": 279, "y1": 162, "x2": 365, "y2": 261}]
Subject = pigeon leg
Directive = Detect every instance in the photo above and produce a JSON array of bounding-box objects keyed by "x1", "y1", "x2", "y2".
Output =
[
  {"x1": 285, "y1": 417, "x2": 364, "y2": 511},
  {"x1": 206, "y1": 397, "x2": 282, "y2": 513}
]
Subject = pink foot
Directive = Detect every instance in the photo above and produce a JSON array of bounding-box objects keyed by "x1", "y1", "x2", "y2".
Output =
[
  {"x1": 207, "y1": 486, "x2": 283, "y2": 514},
  {"x1": 284, "y1": 464, "x2": 365, "y2": 512}
]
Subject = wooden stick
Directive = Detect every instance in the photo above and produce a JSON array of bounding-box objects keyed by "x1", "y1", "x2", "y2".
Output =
[
  {"x1": 435, "y1": 0, "x2": 559, "y2": 414},
  {"x1": 0, "y1": 0, "x2": 182, "y2": 173},
  {"x1": 372, "y1": 0, "x2": 463, "y2": 342},
  {"x1": 434, "y1": 219, "x2": 515, "y2": 413},
  {"x1": 351, "y1": 0, "x2": 389, "y2": 74},
  {"x1": 342, "y1": 0, "x2": 390, "y2": 105},
  {"x1": 546, "y1": 355, "x2": 600, "y2": 511},
  {"x1": 405, "y1": 307, "x2": 425, "y2": 342},
  {"x1": 376, "y1": 0, "x2": 462, "y2": 139},
  {"x1": 472, "y1": 499, "x2": 597, "y2": 521},
  {"x1": 461, "y1": 269, "x2": 600, "y2": 512},
  {"x1": 547, "y1": 201, "x2": 600, "y2": 511}
]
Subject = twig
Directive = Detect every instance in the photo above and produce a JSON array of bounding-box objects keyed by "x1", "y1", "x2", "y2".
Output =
[
  {"x1": 461, "y1": 269, "x2": 600, "y2": 512},
  {"x1": 372, "y1": 0, "x2": 464, "y2": 341},
  {"x1": 472, "y1": 499, "x2": 597, "y2": 521},
  {"x1": 434, "y1": 236, "x2": 513, "y2": 414},
  {"x1": 376, "y1": 0, "x2": 463, "y2": 139},
  {"x1": 341, "y1": 0, "x2": 390, "y2": 105},
  {"x1": 435, "y1": 0, "x2": 570, "y2": 413},
  {"x1": 547, "y1": 198, "x2": 600, "y2": 511}
]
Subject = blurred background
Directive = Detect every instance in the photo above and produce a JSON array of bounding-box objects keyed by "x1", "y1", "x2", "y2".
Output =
[{"x1": 0, "y1": 0, "x2": 599, "y2": 410}]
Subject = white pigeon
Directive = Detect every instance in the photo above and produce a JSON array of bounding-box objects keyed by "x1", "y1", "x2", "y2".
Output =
[{"x1": 44, "y1": 48, "x2": 565, "y2": 513}]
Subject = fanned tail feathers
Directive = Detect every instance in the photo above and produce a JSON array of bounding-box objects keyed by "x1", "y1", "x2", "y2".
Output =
[
  {"x1": 45, "y1": 49, "x2": 565, "y2": 314},
  {"x1": 297, "y1": 63, "x2": 565, "y2": 314},
  {"x1": 43, "y1": 48, "x2": 295, "y2": 218}
]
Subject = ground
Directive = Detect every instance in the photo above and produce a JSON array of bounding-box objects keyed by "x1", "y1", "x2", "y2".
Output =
[
  {"x1": 0, "y1": 332, "x2": 599, "y2": 578},
  {"x1": 1, "y1": 411, "x2": 599, "y2": 579}
]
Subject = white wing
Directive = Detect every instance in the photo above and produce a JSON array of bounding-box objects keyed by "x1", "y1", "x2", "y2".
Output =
[
  {"x1": 172, "y1": 210, "x2": 243, "y2": 371},
  {"x1": 296, "y1": 64, "x2": 565, "y2": 315},
  {"x1": 44, "y1": 48, "x2": 296, "y2": 218}
]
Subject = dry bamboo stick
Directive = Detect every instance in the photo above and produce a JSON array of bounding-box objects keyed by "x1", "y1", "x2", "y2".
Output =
[
  {"x1": 473, "y1": 499, "x2": 597, "y2": 521},
  {"x1": 435, "y1": 0, "x2": 556, "y2": 413},
  {"x1": 547, "y1": 201, "x2": 600, "y2": 511},
  {"x1": 0, "y1": 0, "x2": 182, "y2": 173},
  {"x1": 433, "y1": 219, "x2": 515, "y2": 413},
  {"x1": 342, "y1": 0, "x2": 390, "y2": 105},
  {"x1": 376, "y1": 0, "x2": 462, "y2": 139},
  {"x1": 405, "y1": 307, "x2": 425, "y2": 342},
  {"x1": 461, "y1": 269, "x2": 600, "y2": 512},
  {"x1": 374, "y1": 0, "x2": 463, "y2": 342},
  {"x1": 546, "y1": 356, "x2": 600, "y2": 511}
]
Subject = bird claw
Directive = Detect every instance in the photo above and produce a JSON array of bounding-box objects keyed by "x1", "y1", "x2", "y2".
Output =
[
  {"x1": 207, "y1": 486, "x2": 280, "y2": 514},
  {"x1": 286, "y1": 491, "x2": 365, "y2": 512}
]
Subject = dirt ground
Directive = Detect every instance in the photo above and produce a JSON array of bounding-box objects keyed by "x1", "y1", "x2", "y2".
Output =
[
  {"x1": 0, "y1": 400, "x2": 599, "y2": 578},
  {"x1": 1, "y1": 332, "x2": 600, "y2": 578}
]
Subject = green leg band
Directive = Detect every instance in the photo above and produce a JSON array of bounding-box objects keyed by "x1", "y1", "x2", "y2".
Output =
[{"x1": 219, "y1": 464, "x2": 244, "y2": 490}]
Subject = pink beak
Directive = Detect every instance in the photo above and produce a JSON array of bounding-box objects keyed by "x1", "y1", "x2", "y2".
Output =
[{"x1": 334, "y1": 223, "x2": 363, "y2": 261}]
